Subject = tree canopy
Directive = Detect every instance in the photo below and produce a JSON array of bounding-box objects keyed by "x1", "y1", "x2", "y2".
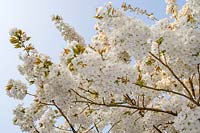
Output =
[{"x1": 6, "y1": 0, "x2": 200, "y2": 132}]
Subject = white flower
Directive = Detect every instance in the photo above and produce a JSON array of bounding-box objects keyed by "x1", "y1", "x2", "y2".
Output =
[
  {"x1": 186, "y1": 0, "x2": 200, "y2": 23},
  {"x1": 96, "y1": 6, "x2": 104, "y2": 16},
  {"x1": 173, "y1": 105, "x2": 200, "y2": 133},
  {"x1": 9, "y1": 28, "x2": 18, "y2": 36}
]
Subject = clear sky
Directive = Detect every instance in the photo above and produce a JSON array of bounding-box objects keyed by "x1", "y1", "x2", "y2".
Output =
[{"x1": 0, "y1": 0, "x2": 185, "y2": 132}]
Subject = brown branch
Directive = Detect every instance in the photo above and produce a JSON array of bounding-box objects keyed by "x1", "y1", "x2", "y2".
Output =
[
  {"x1": 102, "y1": 97, "x2": 105, "y2": 104},
  {"x1": 153, "y1": 125, "x2": 162, "y2": 133},
  {"x1": 123, "y1": 94, "x2": 136, "y2": 106},
  {"x1": 78, "y1": 86, "x2": 97, "y2": 95},
  {"x1": 108, "y1": 120, "x2": 121, "y2": 132},
  {"x1": 53, "y1": 125, "x2": 72, "y2": 132},
  {"x1": 131, "y1": 110, "x2": 139, "y2": 115},
  {"x1": 78, "y1": 106, "x2": 89, "y2": 115},
  {"x1": 39, "y1": 101, "x2": 54, "y2": 106},
  {"x1": 153, "y1": 121, "x2": 174, "y2": 133},
  {"x1": 84, "y1": 120, "x2": 102, "y2": 133},
  {"x1": 121, "y1": 2, "x2": 159, "y2": 21},
  {"x1": 52, "y1": 100, "x2": 77, "y2": 133},
  {"x1": 137, "y1": 95, "x2": 140, "y2": 107},
  {"x1": 157, "y1": 42, "x2": 161, "y2": 60},
  {"x1": 197, "y1": 64, "x2": 200, "y2": 103},
  {"x1": 133, "y1": 83, "x2": 192, "y2": 102},
  {"x1": 149, "y1": 52, "x2": 199, "y2": 105},
  {"x1": 142, "y1": 94, "x2": 145, "y2": 108},
  {"x1": 71, "y1": 89, "x2": 94, "y2": 103},
  {"x1": 189, "y1": 74, "x2": 196, "y2": 98},
  {"x1": 74, "y1": 100, "x2": 177, "y2": 116},
  {"x1": 94, "y1": 123, "x2": 100, "y2": 133},
  {"x1": 72, "y1": 89, "x2": 177, "y2": 116},
  {"x1": 33, "y1": 125, "x2": 40, "y2": 133},
  {"x1": 39, "y1": 101, "x2": 77, "y2": 132},
  {"x1": 26, "y1": 92, "x2": 37, "y2": 97},
  {"x1": 76, "y1": 125, "x2": 82, "y2": 133},
  {"x1": 163, "y1": 53, "x2": 168, "y2": 65}
]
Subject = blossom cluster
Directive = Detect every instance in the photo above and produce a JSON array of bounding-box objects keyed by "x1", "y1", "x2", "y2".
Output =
[
  {"x1": 165, "y1": 0, "x2": 178, "y2": 18},
  {"x1": 6, "y1": 79, "x2": 27, "y2": 100},
  {"x1": 52, "y1": 15, "x2": 85, "y2": 44},
  {"x1": 187, "y1": 0, "x2": 200, "y2": 23},
  {"x1": 173, "y1": 105, "x2": 200, "y2": 133}
]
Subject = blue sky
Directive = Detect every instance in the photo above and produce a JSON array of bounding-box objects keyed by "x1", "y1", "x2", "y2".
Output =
[{"x1": 0, "y1": 0, "x2": 185, "y2": 132}]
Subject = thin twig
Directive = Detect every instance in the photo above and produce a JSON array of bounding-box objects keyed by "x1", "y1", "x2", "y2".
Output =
[
  {"x1": 78, "y1": 106, "x2": 89, "y2": 115},
  {"x1": 197, "y1": 64, "x2": 200, "y2": 103},
  {"x1": 39, "y1": 101, "x2": 77, "y2": 132},
  {"x1": 33, "y1": 125, "x2": 40, "y2": 133},
  {"x1": 108, "y1": 120, "x2": 121, "y2": 132},
  {"x1": 189, "y1": 74, "x2": 196, "y2": 98},
  {"x1": 72, "y1": 89, "x2": 177, "y2": 116},
  {"x1": 121, "y1": 2, "x2": 159, "y2": 21},
  {"x1": 78, "y1": 87, "x2": 97, "y2": 95},
  {"x1": 153, "y1": 125, "x2": 162, "y2": 133},
  {"x1": 39, "y1": 101, "x2": 54, "y2": 106},
  {"x1": 52, "y1": 100, "x2": 77, "y2": 133},
  {"x1": 142, "y1": 94, "x2": 145, "y2": 108},
  {"x1": 53, "y1": 125, "x2": 72, "y2": 132},
  {"x1": 84, "y1": 120, "x2": 102, "y2": 133},
  {"x1": 123, "y1": 94, "x2": 136, "y2": 106},
  {"x1": 94, "y1": 123, "x2": 99, "y2": 133},
  {"x1": 74, "y1": 100, "x2": 177, "y2": 116},
  {"x1": 71, "y1": 89, "x2": 94, "y2": 103},
  {"x1": 26, "y1": 92, "x2": 37, "y2": 97},
  {"x1": 133, "y1": 83, "x2": 191, "y2": 101}
]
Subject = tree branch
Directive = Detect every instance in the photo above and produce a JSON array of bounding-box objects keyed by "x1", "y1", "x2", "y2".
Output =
[
  {"x1": 149, "y1": 52, "x2": 199, "y2": 105},
  {"x1": 52, "y1": 100, "x2": 77, "y2": 133},
  {"x1": 75, "y1": 100, "x2": 177, "y2": 116},
  {"x1": 189, "y1": 74, "x2": 196, "y2": 98},
  {"x1": 153, "y1": 125, "x2": 162, "y2": 133},
  {"x1": 197, "y1": 64, "x2": 200, "y2": 103},
  {"x1": 108, "y1": 120, "x2": 121, "y2": 132},
  {"x1": 32, "y1": 124, "x2": 40, "y2": 133},
  {"x1": 26, "y1": 92, "x2": 37, "y2": 97},
  {"x1": 71, "y1": 90, "x2": 177, "y2": 116},
  {"x1": 39, "y1": 100, "x2": 77, "y2": 133},
  {"x1": 94, "y1": 122, "x2": 100, "y2": 133},
  {"x1": 121, "y1": 2, "x2": 159, "y2": 21},
  {"x1": 84, "y1": 120, "x2": 102, "y2": 133},
  {"x1": 133, "y1": 83, "x2": 192, "y2": 102},
  {"x1": 53, "y1": 125, "x2": 72, "y2": 132}
]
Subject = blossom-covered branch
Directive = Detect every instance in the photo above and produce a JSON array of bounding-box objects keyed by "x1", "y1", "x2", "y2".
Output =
[{"x1": 5, "y1": 1, "x2": 200, "y2": 132}]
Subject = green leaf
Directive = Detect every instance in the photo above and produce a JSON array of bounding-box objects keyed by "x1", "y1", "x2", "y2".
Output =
[
  {"x1": 94, "y1": 15, "x2": 103, "y2": 20},
  {"x1": 192, "y1": 51, "x2": 200, "y2": 57},
  {"x1": 123, "y1": 111, "x2": 131, "y2": 115},
  {"x1": 67, "y1": 57, "x2": 74, "y2": 64},
  {"x1": 136, "y1": 79, "x2": 146, "y2": 87},
  {"x1": 26, "y1": 37, "x2": 31, "y2": 41},
  {"x1": 73, "y1": 44, "x2": 85, "y2": 55},
  {"x1": 10, "y1": 36, "x2": 19, "y2": 44},
  {"x1": 160, "y1": 50, "x2": 166, "y2": 55},
  {"x1": 145, "y1": 57, "x2": 155, "y2": 66},
  {"x1": 114, "y1": 80, "x2": 119, "y2": 85},
  {"x1": 43, "y1": 60, "x2": 53, "y2": 68},
  {"x1": 91, "y1": 91, "x2": 99, "y2": 98},
  {"x1": 156, "y1": 37, "x2": 164, "y2": 45},
  {"x1": 14, "y1": 43, "x2": 22, "y2": 48},
  {"x1": 29, "y1": 80, "x2": 35, "y2": 85}
]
